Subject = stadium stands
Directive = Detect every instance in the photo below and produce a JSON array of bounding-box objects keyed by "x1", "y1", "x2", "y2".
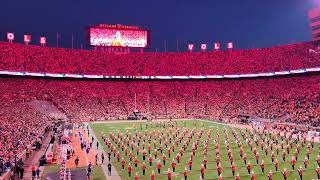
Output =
[
  {"x1": 0, "y1": 41, "x2": 319, "y2": 170},
  {"x1": 0, "y1": 41, "x2": 319, "y2": 75}
]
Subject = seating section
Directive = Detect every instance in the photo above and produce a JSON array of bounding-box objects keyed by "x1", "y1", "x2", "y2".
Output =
[
  {"x1": 0, "y1": 74, "x2": 318, "y2": 124},
  {"x1": 0, "y1": 103, "x2": 50, "y2": 162},
  {"x1": 0, "y1": 41, "x2": 319, "y2": 165},
  {"x1": 0, "y1": 41, "x2": 319, "y2": 75}
]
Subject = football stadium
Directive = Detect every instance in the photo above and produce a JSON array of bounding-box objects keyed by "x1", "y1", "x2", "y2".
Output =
[{"x1": 0, "y1": 1, "x2": 320, "y2": 180}]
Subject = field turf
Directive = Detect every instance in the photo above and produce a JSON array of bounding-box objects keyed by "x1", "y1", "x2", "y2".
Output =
[{"x1": 90, "y1": 120, "x2": 319, "y2": 180}]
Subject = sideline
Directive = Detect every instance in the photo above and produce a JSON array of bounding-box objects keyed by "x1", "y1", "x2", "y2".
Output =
[{"x1": 85, "y1": 123, "x2": 121, "y2": 180}]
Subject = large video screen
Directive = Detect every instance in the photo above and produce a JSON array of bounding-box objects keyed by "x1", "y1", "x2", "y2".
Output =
[{"x1": 89, "y1": 27, "x2": 149, "y2": 48}]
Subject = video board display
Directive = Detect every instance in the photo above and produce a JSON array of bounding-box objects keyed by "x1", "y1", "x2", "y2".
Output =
[{"x1": 88, "y1": 25, "x2": 150, "y2": 48}]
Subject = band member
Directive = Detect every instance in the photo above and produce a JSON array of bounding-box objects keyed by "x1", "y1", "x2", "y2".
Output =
[
  {"x1": 151, "y1": 170, "x2": 155, "y2": 180},
  {"x1": 203, "y1": 156, "x2": 208, "y2": 169},
  {"x1": 171, "y1": 159, "x2": 176, "y2": 172},
  {"x1": 135, "y1": 172, "x2": 139, "y2": 180},
  {"x1": 142, "y1": 149, "x2": 147, "y2": 160},
  {"x1": 121, "y1": 157, "x2": 125, "y2": 169},
  {"x1": 231, "y1": 162, "x2": 236, "y2": 176},
  {"x1": 184, "y1": 167, "x2": 188, "y2": 180},
  {"x1": 162, "y1": 154, "x2": 167, "y2": 165},
  {"x1": 129, "y1": 151, "x2": 133, "y2": 161},
  {"x1": 291, "y1": 156, "x2": 296, "y2": 170},
  {"x1": 200, "y1": 164, "x2": 205, "y2": 179},
  {"x1": 303, "y1": 157, "x2": 308, "y2": 168},
  {"x1": 142, "y1": 162, "x2": 146, "y2": 176},
  {"x1": 149, "y1": 155, "x2": 153, "y2": 166},
  {"x1": 268, "y1": 170, "x2": 273, "y2": 180},
  {"x1": 260, "y1": 160, "x2": 265, "y2": 173},
  {"x1": 316, "y1": 166, "x2": 320, "y2": 179},
  {"x1": 235, "y1": 173, "x2": 240, "y2": 180},
  {"x1": 255, "y1": 152, "x2": 259, "y2": 164},
  {"x1": 134, "y1": 156, "x2": 139, "y2": 167},
  {"x1": 275, "y1": 159, "x2": 279, "y2": 172},
  {"x1": 251, "y1": 171, "x2": 256, "y2": 180},
  {"x1": 157, "y1": 160, "x2": 162, "y2": 174},
  {"x1": 217, "y1": 162, "x2": 222, "y2": 175},
  {"x1": 128, "y1": 163, "x2": 132, "y2": 177},
  {"x1": 282, "y1": 168, "x2": 287, "y2": 180},
  {"x1": 189, "y1": 158, "x2": 193, "y2": 170},
  {"x1": 243, "y1": 153, "x2": 247, "y2": 164},
  {"x1": 247, "y1": 162, "x2": 251, "y2": 174},
  {"x1": 176, "y1": 153, "x2": 181, "y2": 163},
  {"x1": 282, "y1": 150, "x2": 286, "y2": 162},
  {"x1": 297, "y1": 165, "x2": 303, "y2": 180},
  {"x1": 167, "y1": 168, "x2": 172, "y2": 180}
]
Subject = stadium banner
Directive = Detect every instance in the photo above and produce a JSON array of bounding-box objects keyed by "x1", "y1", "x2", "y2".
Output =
[
  {"x1": 200, "y1": 44, "x2": 207, "y2": 52},
  {"x1": 239, "y1": 74, "x2": 259, "y2": 78},
  {"x1": 172, "y1": 76, "x2": 190, "y2": 79},
  {"x1": 257, "y1": 72, "x2": 274, "y2": 76},
  {"x1": 83, "y1": 75, "x2": 104, "y2": 78},
  {"x1": 206, "y1": 75, "x2": 224, "y2": 78},
  {"x1": 289, "y1": 69, "x2": 306, "y2": 74},
  {"x1": 88, "y1": 25, "x2": 151, "y2": 48},
  {"x1": 24, "y1": 35, "x2": 31, "y2": 44},
  {"x1": 7, "y1": 32, "x2": 14, "y2": 41},
  {"x1": 25, "y1": 72, "x2": 45, "y2": 77},
  {"x1": 306, "y1": 67, "x2": 320, "y2": 72},
  {"x1": 45, "y1": 73, "x2": 65, "y2": 78},
  {"x1": 64, "y1": 74, "x2": 83, "y2": 78},
  {"x1": 224, "y1": 74, "x2": 240, "y2": 78},
  {"x1": 189, "y1": 75, "x2": 207, "y2": 79},
  {"x1": 0, "y1": 66, "x2": 319, "y2": 80},
  {"x1": 214, "y1": 42, "x2": 221, "y2": 50},
  {"x1": 274, "y1": 71, "x2": 290, "y2": 75},
  {"x1": 40, "y1": 37, "x2": 47, "y2": 45}
]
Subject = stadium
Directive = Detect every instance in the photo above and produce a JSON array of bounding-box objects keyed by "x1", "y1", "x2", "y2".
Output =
[{"x1": 0, "y1": 1, "x2": 320, "y2": 180}]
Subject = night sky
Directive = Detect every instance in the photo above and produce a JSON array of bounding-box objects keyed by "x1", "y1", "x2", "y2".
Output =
[{"x1": 0, "y1": 0, "x2": 317, "y2": 51}]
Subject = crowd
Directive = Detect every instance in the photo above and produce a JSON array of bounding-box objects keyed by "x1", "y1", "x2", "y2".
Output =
[
  {"x1": 0, "y1": 41, "x2": 319, "y2": 75},
  {"x1": 0, "y1": 40, "x2": 319, "y2": 176},
  {"x1": 0, "y1": 74, "x2": 318, "y2": 126},
  {"x1": 0, "y1": 103, "x2": 51, "y2": 175}
]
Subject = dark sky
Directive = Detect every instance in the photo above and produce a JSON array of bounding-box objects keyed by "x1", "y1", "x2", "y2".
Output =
[{"x1": 0, "y1": 0, "x2": 316, "y2": 51}]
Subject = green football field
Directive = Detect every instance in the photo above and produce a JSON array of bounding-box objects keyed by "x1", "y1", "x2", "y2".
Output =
[{"x1": 90, "y1": 120, "x2": 320, "y2": 180}]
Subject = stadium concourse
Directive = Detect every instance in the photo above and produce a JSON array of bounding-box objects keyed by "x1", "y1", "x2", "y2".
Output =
[{"x1": 0, "y1": 40, "x2": 319, "y2": 180}]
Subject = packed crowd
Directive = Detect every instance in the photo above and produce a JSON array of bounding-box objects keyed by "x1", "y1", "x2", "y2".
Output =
[
  {"x1": 0, "y1": 103, "x2": 50, "y2": 173},
  {"x1": 0, "y1": 41, "x2": 319, "y2": 75},
  {"x1": 0, "y1": 74, "x2": 318, "y2": 126},
  {"x1": 0, "y1": 41, "x2": 319, "y2": 175}
]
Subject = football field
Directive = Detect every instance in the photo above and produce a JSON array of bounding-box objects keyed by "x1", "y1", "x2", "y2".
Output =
[{"x1": 90, "y1": 120, "x2": 320, "y2": 180}]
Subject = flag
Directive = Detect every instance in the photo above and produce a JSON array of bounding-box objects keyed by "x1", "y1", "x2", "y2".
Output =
[{"x1": 56, "y1": 33, "x2": 61, "y2": 48}]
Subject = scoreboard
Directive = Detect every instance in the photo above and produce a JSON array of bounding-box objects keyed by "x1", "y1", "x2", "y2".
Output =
[{"x1": 87, "y1": 24, "x2": 151, "y2": 48}]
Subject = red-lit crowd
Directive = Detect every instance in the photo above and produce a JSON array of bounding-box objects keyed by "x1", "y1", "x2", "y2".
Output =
[
  {"x1": 0, "y1": 103, "x2": 50, "y2": 174},
  {"x1": 0, "y1": 74, "x2": 318, "y2": 125},
  {"x1": 0, "y1": 40, "x2": 319, "y2": 176},
  {"x1": 0, "y1": 41, "x2": 318, "y2": 76}
]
